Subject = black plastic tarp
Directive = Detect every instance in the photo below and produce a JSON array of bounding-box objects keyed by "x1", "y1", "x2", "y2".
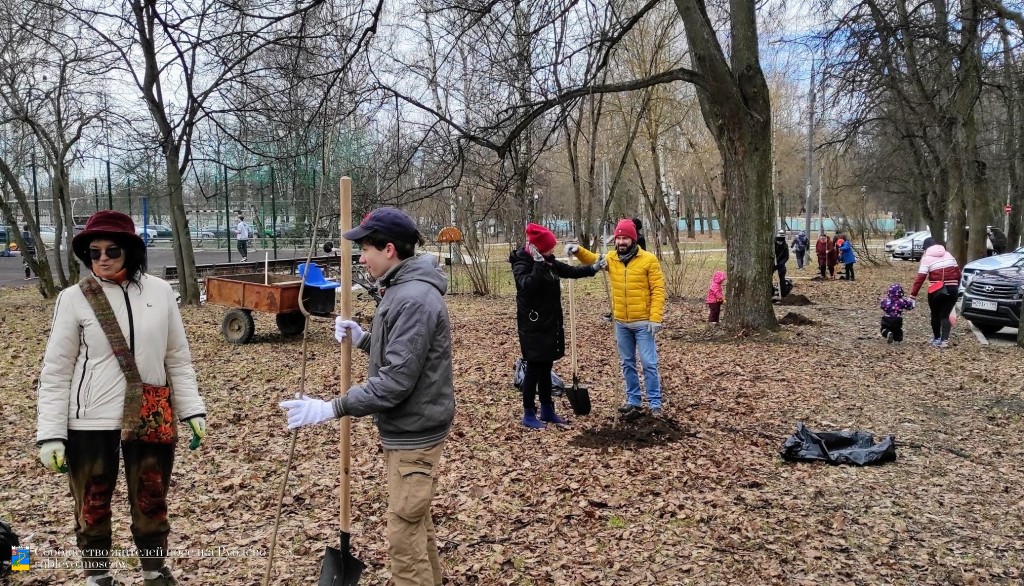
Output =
[{"x1": 780, "y1": 422, "x2": 896, "y2": 465}]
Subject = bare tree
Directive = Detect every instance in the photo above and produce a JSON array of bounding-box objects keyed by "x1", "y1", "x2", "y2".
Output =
[{"x1": 0, "y1": 0, "x2": 115, "y2": 295}]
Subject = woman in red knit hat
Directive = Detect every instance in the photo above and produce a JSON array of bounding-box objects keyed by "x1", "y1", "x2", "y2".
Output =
[
  {"x1": 509, "y1": 223, "x2": 604, "y2": 428},
  {"x1": 36, "y1": 210, "x2": 206, "y2": 586}
]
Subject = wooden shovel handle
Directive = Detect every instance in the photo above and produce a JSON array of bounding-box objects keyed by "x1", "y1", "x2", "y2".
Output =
[
  {"x1": 569, "y1": 278, "x2": 577, "y2": 376},
  {"x1": 339, "y1": 177, "x2": 353, "y2": 533}
]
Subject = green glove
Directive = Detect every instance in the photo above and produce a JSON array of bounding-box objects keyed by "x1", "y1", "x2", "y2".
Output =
[
  {"x1": 187, "y1": 417, "x2": 207, "y2": 450},
  {"x1": 39, "y1": 441, "x2": 68, "y2": 473}
]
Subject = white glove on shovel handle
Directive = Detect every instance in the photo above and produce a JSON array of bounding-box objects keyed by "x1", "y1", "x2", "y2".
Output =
[{"x1": 335, "y1": 317, "x2": 365, "y2": 345}]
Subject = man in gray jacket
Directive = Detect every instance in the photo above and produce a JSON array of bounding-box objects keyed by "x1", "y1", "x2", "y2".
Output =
[{"x1": 280, "y1": 207, "x2": 455, "y2": 586}]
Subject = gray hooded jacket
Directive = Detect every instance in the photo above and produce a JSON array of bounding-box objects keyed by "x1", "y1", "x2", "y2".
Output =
[{"x1": 332, "y1": 254, "x2": 455, "y2": 449}]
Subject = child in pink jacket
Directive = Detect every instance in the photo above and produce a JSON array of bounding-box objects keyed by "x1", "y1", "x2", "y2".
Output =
[{"x1": 705, "y1": 270, "x2": 726, "y2": 333}]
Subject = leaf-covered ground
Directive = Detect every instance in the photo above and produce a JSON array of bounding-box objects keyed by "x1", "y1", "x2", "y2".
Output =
[{"x1": 2, "y1": 261, "x2": 1023, "y2": 585}]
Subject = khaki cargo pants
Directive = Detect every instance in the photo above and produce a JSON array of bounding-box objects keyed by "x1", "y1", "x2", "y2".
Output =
[{"x1": 385, "y1": 441, "x2": 444, "y2": 586}]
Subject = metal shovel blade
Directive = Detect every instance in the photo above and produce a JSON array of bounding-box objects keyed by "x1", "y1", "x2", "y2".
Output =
[
  {"x1": 567, "y1": 375, "x2": 592, "y2": 416},
  {"x1": 318, "y1": 531, "x2": 363, "y2": 586}
]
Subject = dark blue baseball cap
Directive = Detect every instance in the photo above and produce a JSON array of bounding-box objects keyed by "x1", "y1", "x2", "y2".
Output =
[{"x1": 343, "y1": 207, "x2": 422, "y2": 244}]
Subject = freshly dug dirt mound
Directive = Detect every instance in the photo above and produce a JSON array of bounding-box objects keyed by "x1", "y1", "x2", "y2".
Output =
[
  {"x1": 779, "y1": 294, "x2": 812, "y2": 306},
  {"x1": 779, "y1": 312, "x2": 816, "y2": 326},
  {"x1": 570, "y1": 414, "x2": 693, "y2": 449}
]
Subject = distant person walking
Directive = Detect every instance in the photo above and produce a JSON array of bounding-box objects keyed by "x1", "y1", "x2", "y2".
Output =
[
  {"x1": 790, "y1": 231, "x2": 809, "y2": 269},
  {"x1": 879, "y1": 283, "x2": 914, "y2": 344},
  {"x1": 21, "y1": 224, "x2": 35, "y2": 279},
  {"x1": 910, "y1": 238, "x2": 961, "y2": 348},
  {"x1": 234, "y1": 215, "x2": 249, "y2": 261}
]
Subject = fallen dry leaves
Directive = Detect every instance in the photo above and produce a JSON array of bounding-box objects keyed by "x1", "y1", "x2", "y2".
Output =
[{"x1": 1, "y1": 261, "x2": 1023, "y2": 585}]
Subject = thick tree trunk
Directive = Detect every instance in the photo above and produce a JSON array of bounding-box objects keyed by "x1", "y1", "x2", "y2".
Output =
[
  {"x1": 674, "y1": 0, "x2": 776, "y2": 330},
  {"x1": 720, "y1": 134, "x2": 776, "y2": 330},
  {"x1": 958, "y1": 0, "x2": 986, "y2": 264}
]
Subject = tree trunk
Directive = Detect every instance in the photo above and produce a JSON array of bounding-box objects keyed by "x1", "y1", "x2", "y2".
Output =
[
  {"x1": 957, "y1": 0, "x2": 986, "y2": 264},
  {"x1": 165, "y1": 150, "x2": 200, "y2": 304},
  {"x1": 685, "y1": 185, "x2": 696, "y2": 239},
  {"x1": 674, "y1": 0, "x2": 776, "y2": 330}
]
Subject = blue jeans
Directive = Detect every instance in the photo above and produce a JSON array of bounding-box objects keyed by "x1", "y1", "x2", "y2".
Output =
[{"x1": 614, "y1": 321, "x2": 662, "y2": 409}]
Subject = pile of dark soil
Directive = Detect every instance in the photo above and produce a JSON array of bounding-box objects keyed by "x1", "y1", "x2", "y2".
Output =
[
  {"x1": 779, "y1": 312, "x2": 817, "y2": 326},
  {"x1": 779, "y1": 294, "x2": 812, "y2": 306},
  {"x1": 569, "y1": 414, "x2": 694, "y2": 449}
]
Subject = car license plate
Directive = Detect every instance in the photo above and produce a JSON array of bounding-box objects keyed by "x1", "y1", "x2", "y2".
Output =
[{"x1": 972, "y1": 300, "x2": 997, "y2": 311}]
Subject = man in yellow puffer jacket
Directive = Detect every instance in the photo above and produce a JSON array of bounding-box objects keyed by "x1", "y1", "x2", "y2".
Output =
[{"x1": 567, "y1": 219, "x2": 666, "y2": 419}]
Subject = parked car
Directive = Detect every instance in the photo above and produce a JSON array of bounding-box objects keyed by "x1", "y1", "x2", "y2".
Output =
[
  {"x1": 189, "y1": 227, "x2": 215, "y2": 240},
  {"x1": 200, "y1": 226, "x2": 230, "y2": 239},
  {"x1": 892, "y1": 231, "x2": 931, "y2": 261},
  {"x1": 38, "y1": 225, "x2": 57, "y2": 244},
  {"x1": 149, "y1": 224, "x2": 173, "y2": 238},
  {"x1": 960, "y1": 258, "x2": 1024, "y2": 336},
  {"x1": 886, "y1": 231, "x2": 928, "y2": 257},
  {"x1": 960, "y1": 246, "x2": 1024, "y2": 292},
  {"x1": 135, "y1": 226, "x2": 157, "y2": 242}
]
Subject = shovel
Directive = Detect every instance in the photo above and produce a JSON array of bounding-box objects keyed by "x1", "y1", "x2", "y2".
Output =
[
  {"x1": 566, "y1": 279, "x2": 592, "y2": 416},
  {"x1": 319, "y1": 176, "x2": 364, "y2": 585}
]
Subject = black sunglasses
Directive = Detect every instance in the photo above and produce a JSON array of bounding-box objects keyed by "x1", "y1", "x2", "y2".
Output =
[{"x1": 89, "y1": 246, "x2": 123, "y2": 260}]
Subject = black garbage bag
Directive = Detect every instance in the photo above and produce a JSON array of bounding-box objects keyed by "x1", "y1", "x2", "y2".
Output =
[
  {"x1": 1, "y1": 517, "x2": 19, "y2": 575},
  {"x1": 780, "y1": 422, "x2": 896, "y2": 465},
  {"x1": 513, "y1": 357, "x2": 566, "y2": 397}
]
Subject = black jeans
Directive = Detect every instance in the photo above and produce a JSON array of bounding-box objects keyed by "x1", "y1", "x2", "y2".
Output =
[
  {"x1": 928, "y1": 286, "x2": 958, "y2": 340},
  {"x1": 236, "y1": 239, "x2": 248, "y2": 258},
  {"x1": 522, "y1": 360, "x2": 554, "y2": 411},
  {"x1": 775, "y1": 263, "x2": 787, "y2": 287},
  {"x1": 845, "y1": 263, "x2": 855, "y2": 281}
]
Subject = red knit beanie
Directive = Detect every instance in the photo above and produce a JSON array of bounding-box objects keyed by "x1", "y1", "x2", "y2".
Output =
[
  {"x1": 614, "y1": 218, "x2": 638, "y2": 241},
  {"x1": 525, "y1": 223, "x2": 557, "y2": 253}
]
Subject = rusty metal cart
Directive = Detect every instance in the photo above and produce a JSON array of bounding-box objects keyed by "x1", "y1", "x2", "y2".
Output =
[{"x1": 205, "y1": 271, "x2": 337, "y2": 344}]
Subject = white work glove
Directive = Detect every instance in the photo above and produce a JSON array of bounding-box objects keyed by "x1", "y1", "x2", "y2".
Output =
[
  {"x1": 528, "y1": 244, "x2": 545, "y2": 262},
  {"x1": 279, "y1": 394, "x2": 337, "y2": 429},
  {"x1": 187, "y1": 417, "x2": 206, "y2": 450},
  {"x1": 647, "y1": 322, "x2": 663, "y2": 335},
  {"x1": 335, "y1": 317, "x2": 365, "y2": 345},
  {"x1": 564, "y1": 243, "x2": 580, "y2": 256},
  {"x1": 590, "y1": 257, "x2": 607, "y2": 272},
  {"x1": 39, "y1": 441, "x2": 67, "y2": 473}
]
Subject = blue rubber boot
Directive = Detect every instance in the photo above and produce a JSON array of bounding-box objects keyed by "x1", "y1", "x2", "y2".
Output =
[
  {"x1": 539, "y1": 403, "x2": 567, "y2": 425},
  {"x1": 522, "y1": 408, "x2": 545, "y2": 429}
]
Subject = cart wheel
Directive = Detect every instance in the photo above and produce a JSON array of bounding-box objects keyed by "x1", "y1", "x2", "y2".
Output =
[
  {"x1": 222, "y1": 309, "x2": 255, "y2": 344},
  {"x1": 276, "y1": 312, "x2": 305, "y2": 336}
]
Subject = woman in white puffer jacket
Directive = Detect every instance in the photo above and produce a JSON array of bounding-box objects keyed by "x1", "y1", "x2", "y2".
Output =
[{"x1": 36, "y1": 210, "x2": 206, "y2": 586}]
